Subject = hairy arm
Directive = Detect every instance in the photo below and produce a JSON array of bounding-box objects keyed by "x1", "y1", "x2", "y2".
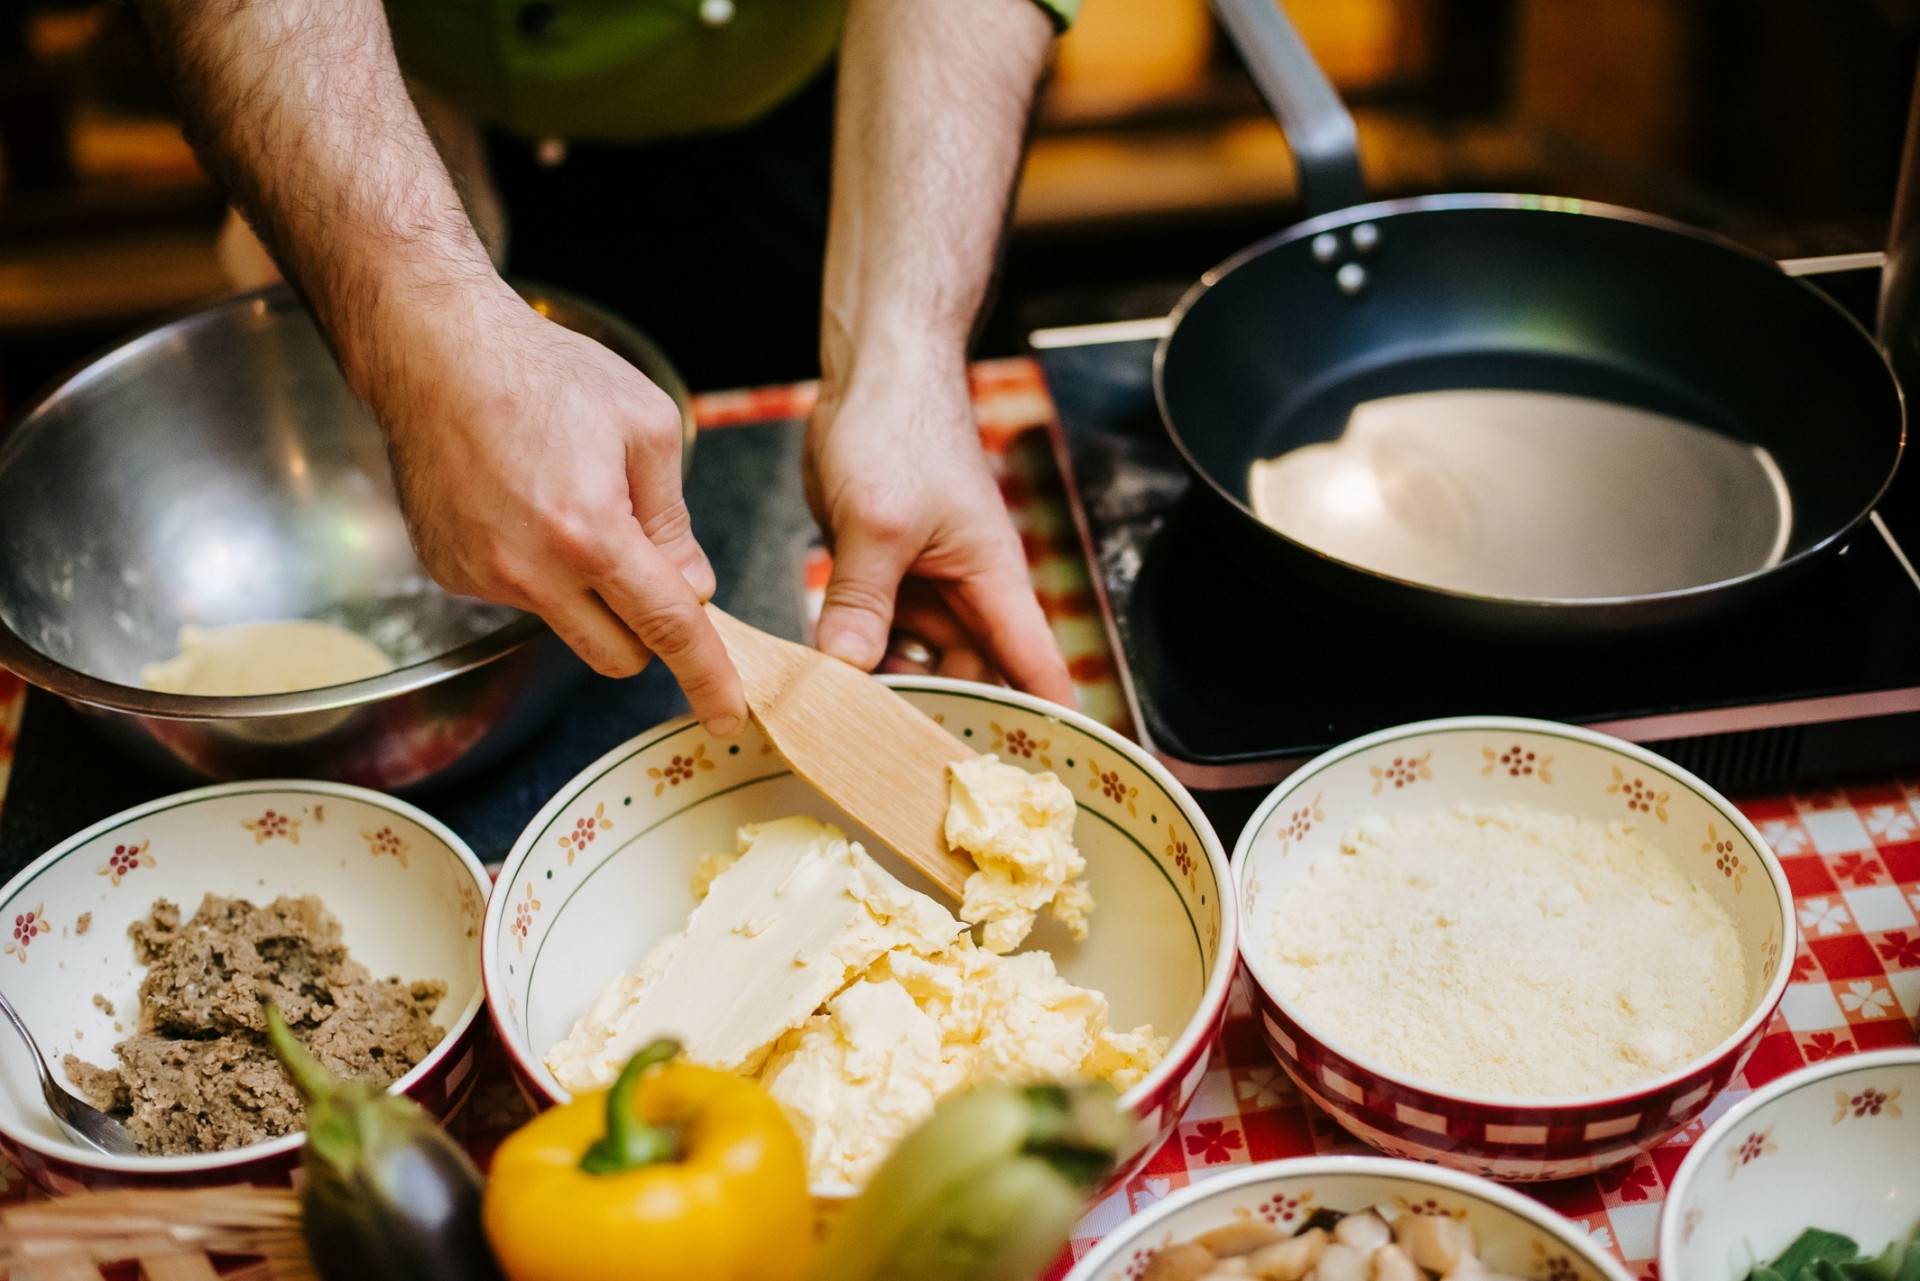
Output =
[
  {"x1": 134, "y1": 0, "x2": 744, "y2": 731},
  {"x1": 819, "y1": 0, "x2": 1054, "y2": 382},
  {"x1": 807, "y1": 0, "x2": 1074, "y2": 701},
  {"x1": 137, "y1": 0, "x2": 491, "y2": 392}
]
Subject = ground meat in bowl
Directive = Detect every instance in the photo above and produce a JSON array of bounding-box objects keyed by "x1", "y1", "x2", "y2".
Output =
[{"x1": 64, "y1": 894, "x2": 446, "y2": 1155}]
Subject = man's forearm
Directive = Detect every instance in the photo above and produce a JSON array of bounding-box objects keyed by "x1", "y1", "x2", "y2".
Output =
[
  {"x1": 820, "y1": 0, "x2": 1054, "y2": 391},
  {"x1": 137, "y1": 0, "x2": 497, "y2": 393}
]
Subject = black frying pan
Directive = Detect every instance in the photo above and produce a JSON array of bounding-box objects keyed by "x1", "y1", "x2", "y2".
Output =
[{"x1": 1155, "y1": 0, "x2": 1906, "y2": 633}]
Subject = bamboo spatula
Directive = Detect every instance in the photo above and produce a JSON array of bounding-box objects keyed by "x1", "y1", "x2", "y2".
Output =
[{"x1": 706, "y1": 606, "x2": 978, "y2": 899}]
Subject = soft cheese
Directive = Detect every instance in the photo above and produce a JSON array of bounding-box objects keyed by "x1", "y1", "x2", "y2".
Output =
[
  {"x1": 549, "y1": 813, "x2": 1165, "y2": 1193},
  {"x1": 756, "y1": 977, "x2": 947, "y2": 1193},
  {"x1": 545, "y1": 816, "x2": 960, "y2": 1090},
  {"x1": 946, "y1": 755, "x2": 1092, "y2": 953},
  {"x1": 762, "y1": 937, "x2": 1166, "y2": 1192}
]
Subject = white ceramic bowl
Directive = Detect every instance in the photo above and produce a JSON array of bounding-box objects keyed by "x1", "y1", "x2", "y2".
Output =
[
  {"x1": 0, "y1": 782, "x2": 489, "y2": 1191},
  {"x1": 1236, "y1": 716, "x2": 1794, "y2": 1179},
  {"x1": 1661, "y1": 1049, "x2": 1920, "y2": 1279},
  {"x1": 1065, "y1": 1156, "x2": 1634, "y2": 1281},
  {"x1": 483, "y1": 676, "x2": 1237, "y2": 1197}
]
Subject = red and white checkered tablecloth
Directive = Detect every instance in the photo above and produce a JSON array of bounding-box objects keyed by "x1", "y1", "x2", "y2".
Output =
[{"x1": 0, "y1": 360, "x2": 1915, "y2": 1281}]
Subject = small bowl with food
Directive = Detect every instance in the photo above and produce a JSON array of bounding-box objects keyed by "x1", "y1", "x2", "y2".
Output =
[
  {"x1": 1065, "y1": 1155, "x2": 1633, "y2": 1281},
  {"x1": 0, "y1": 782, "x2": 489, "y2": 1191},
  {"x1": 1660, "y1": 1048, "x2": 1920, "y2": 1280},
  {"x1": 1237, "y1": 716, "x2": 1793, "y2": 1180},
  {"x1": 483, "y1": 676, "x2": 1237, "y2": 1201}
]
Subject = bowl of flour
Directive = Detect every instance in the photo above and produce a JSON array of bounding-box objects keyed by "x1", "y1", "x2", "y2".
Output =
[{"x1": 1235, "y1": 716, "x2": 1793, "y2": 1181}]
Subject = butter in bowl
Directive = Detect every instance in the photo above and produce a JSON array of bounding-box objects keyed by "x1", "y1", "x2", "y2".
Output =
[
  {"x1": 542, "y1": 803, "x2": 1162, "y2": 1195},
  {"x1": 484, "y1": 676, "x2": 1240, "y2": 1202}
]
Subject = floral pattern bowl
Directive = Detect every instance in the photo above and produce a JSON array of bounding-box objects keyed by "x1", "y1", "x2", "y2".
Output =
[
  {"x1": 0, "y1": 781, "x2": 490, "y2": 1192},
  {"x1": 1064, "y1": 1155, "x2": 1633, "y2": 1281},
  {"x1": 483, "y1": 676, "x2": 1236, "y2": 1199},
  {"x1": 1236, "y1": 716, "x2": 1794, "y2": 1180},
  {"x1": 1660, "y1": 1048, "x2": 1920, "y2": 1279}
]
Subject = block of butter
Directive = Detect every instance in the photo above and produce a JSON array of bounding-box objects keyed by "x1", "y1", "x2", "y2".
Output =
[{"x1": 545, "y1": 816, "x2": 961, "y2": 1089}]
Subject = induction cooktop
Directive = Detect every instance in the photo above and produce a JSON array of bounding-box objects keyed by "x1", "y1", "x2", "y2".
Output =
[{"x1": 1030, "y1": 256, "x2": 1920, "y2": 793}]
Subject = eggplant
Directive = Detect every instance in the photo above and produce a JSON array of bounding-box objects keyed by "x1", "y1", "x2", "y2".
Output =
[{"x1": 266, "y1": 1004, "x2": 505, "y2": 1281}]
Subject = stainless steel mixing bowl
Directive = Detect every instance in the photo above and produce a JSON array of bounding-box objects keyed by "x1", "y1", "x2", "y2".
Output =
[{"x1": 0, "y1": 283, "x2": 695, "y2": 790}]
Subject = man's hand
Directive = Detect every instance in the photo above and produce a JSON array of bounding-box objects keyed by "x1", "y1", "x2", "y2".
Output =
[
  {"x1": 376, "y1": 281, "x2": 744, "y2": 730},
  {"x1": 806, "y1": 356, "x2": 1072, "y2": 703}
]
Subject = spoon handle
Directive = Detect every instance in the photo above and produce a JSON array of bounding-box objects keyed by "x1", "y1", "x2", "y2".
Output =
[{"x1": 0, "y1": 989, "x2": 57, "y2": 1090}]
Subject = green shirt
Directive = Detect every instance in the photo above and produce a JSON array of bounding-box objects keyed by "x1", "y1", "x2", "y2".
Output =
[{"x1": 385, "y1": 0, "x2": 1077, "y2": 143}]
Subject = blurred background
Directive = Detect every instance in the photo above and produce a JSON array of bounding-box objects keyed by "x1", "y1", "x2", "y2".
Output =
[{"x1": 4, "y1": 0, "x2": 1920, "y2": 401}]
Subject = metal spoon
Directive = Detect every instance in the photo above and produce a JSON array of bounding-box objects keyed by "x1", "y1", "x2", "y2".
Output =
[{"x1": 0, "y1": 989, "x2": 138, "y2": 1155}]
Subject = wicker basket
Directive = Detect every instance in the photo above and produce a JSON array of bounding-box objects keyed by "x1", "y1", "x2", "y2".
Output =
[{"x1": 0, "y1": 1188, "x2": 316, "y2": 1281}]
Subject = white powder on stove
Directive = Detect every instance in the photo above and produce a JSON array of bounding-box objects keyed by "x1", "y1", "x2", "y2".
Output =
[{"x1": 1266, "y1": 803, "x2": 1747, "y2": 1098}]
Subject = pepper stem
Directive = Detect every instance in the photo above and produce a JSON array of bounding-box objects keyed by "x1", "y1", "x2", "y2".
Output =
[
  {"x1": 262, "y1": 1002, "x2": 337, "y2": 1105},
  {"x1": 579, "y1": 1039, "x2": 684, "y2": 1175}
]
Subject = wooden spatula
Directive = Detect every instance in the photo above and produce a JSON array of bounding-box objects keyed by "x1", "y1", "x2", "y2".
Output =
[{"x1": 706, "y1": 605, "x2": 978, "y2": 899}]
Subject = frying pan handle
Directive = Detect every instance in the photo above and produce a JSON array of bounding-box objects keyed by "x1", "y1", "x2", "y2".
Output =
[{"x1": 1210, "y1": 0, "x2": 1367, "y2": 214}]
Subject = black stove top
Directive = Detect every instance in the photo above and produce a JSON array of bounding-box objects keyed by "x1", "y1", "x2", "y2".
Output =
[{"x1": 1033, "y1": 259, "x2": 1920, "y2": 793}]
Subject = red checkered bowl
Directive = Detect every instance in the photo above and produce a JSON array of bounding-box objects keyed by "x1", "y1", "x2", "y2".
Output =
[
  {"x1": 0, "y1": 782, "x2": 490, "y2": 1192},
  {"x1": 482, "y1": 676, "x2": 1238, "y2": 1201},
  {"x1": 1235, "y1": 717, "x2": 1795, "y2": 1181},
  {"x1": 1064, "y1": 1155, "x2": 1633, "y2": 1281},
  {"x1": 1661, "y1": 1048, "x2": 1920, "y2": 1279}
]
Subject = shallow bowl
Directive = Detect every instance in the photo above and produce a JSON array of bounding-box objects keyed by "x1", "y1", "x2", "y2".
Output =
[
  {"x1": 1235, "y1": 716, "x2": 1793, "y2": 1179},
  {"x1": 483, "y1": 676, "x2": 1237, "y2": 1198},
  {"x1": 1660, "y1": 1048, "x2": 1920, "y2": 1279},
  {"x1": 0, "y1": 782, "x2": 489, "y2": 1191},
  {"x1": 1064, "y1": 1156, "x2": 1633, "y2": 1281}
]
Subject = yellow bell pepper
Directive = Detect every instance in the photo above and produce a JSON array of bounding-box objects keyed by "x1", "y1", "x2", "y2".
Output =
[{"x1": 483, "y1": 1040, "x2": 813, "y2": 1281}]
